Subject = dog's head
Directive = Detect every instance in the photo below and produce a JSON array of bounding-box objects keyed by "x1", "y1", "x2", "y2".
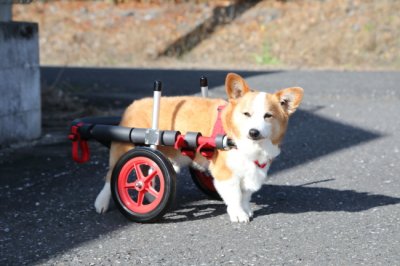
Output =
[{"x1": 224, "y1": 73, "x2": 303, "y2": 146}]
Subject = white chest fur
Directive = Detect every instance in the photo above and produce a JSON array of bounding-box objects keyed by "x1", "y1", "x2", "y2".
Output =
[{"x1": 226, "y1": 138, "x2": 280, "y2": 192}]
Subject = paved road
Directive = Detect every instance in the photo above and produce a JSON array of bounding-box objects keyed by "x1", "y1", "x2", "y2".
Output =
[{"x1": 1, "y1": 69, "x2": 399, "y2": 265}]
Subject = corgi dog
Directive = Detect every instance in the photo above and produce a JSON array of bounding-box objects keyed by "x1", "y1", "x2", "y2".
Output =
[{"x1": 95, "y1": 73, "x2": 303, "y2": 222}]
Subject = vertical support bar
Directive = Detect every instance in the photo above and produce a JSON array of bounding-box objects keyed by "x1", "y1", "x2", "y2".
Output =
[
  {"x1": 200, "y1": 76, "x2": 208, "y2": 98},
  {"x1": 151, "y1": 80, "x2": 162, "y2": 149}
]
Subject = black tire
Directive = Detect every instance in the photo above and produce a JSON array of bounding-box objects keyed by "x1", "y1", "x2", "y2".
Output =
[
  {"x1": 189, "y1": 167, "x2": 221, "y2": 200},
  {"x1": 111, "y1": 147, "x2": 176, "y2": 222}
]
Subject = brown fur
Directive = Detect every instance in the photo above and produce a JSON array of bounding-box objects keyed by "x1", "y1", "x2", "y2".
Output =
[{"x1": 105, "y1": 96, "x2": 226, "y2": 182}]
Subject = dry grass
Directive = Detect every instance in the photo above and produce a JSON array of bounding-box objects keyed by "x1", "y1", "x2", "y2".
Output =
[
  {"x1": 13, "y1": 0, "x2": 400, "y2": 70},
  {"x1": 14, "y1": 1, "x2": 218, "y2": 66},
  {"x1": 263, "y1": 0, "x2": 400, "y2": 69}
]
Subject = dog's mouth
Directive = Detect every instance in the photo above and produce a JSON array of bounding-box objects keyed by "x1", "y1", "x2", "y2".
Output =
[{"x1": 247, "y1": 136, "x2": 266, "y2": 141}]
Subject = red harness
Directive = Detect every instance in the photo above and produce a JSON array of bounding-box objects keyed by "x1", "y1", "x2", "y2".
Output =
[
  {"x1": 211, "y1": 105, "x2": 270, "y2": 169},
  {"x1": 210, "y1": 105, "x2": 227, "y2": 138}
]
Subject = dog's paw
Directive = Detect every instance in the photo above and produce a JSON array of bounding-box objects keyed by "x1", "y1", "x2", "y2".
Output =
[
  {"x1": 95, "y1": 194, "x2": 110, "y2": 214},
  {"x1": 245, "y1": 209, "x2": 254, "y2": 218},
  {"x1": 94, "y1": 183, "x2": 111, "y2": 214},
  {"x1": 242, "y1": 204, "x2": 253, "y2": 218},
  {"x1": 227, "y1": 207, "x2": 250, "y2": 223}
]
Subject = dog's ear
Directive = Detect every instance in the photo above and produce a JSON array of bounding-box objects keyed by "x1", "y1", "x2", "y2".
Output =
[
  {"x1": 225, "y1": 73, "x2": 250, "y2": 99},
  {"x1": 275, "y1": 87, "x2": 304, "y2": 115}
]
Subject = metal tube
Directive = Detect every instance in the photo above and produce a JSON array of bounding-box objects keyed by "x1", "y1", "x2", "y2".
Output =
[
  {"x1": 151, "y1": 81, "x2": 162, "y2": 149},
  {"x1": 200, "y1": 76, "x2": 208, "y2": 98},
  {"x1": 91, "y1": 125, "x2": 131, "y2": 143},
  {"x1": 152, "y1": 81, "x2": 162, "y2": 129}
]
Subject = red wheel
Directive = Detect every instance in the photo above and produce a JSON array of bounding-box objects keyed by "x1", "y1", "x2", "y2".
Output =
[
  {"x1": 111, "y1": 147, "x2": 176, "y2": 222},
  {"x1": 189, "y1": 168, "x2": 221, "y2": 200}
]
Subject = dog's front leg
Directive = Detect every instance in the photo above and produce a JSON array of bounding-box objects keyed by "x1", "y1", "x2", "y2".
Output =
[
  {"x1": 214, "y1": 178, "x2": 250, "y2": 223},
  {"x1": 241, "y1": 189, "x2": 253, "y2": 218}
]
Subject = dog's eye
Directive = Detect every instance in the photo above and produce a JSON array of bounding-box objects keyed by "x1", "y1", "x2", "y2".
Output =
[
  {"x1": 264, "y1": 112, "x2": 273, "y2": 119},
  {"x1": 243, "y1": 112, "x2": 251, "y2": 117}
]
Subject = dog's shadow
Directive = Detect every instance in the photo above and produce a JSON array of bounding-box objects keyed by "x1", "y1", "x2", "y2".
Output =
[
  {"x1": 253, "y1": 183, "x2": 400, "y2": 218},
  {"x1": 162, "y1": 179, "x2": 400, "y2": 223}
]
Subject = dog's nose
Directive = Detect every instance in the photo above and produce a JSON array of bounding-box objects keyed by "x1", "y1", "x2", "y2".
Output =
[{"x1": 249, "y1": 128, "x2": 260, "y2": 139}]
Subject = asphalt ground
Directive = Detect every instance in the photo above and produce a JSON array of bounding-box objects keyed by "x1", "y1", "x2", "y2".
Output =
[{"x1": 1, "y1": 68, "x2": 399, "y2": 265}]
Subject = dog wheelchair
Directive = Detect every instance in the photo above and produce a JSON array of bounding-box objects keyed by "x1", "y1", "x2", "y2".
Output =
[{"x1": 69, "y1": 77, "x2": 235, "y2": 222}]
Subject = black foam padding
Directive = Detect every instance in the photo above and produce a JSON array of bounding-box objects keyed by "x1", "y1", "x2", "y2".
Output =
[
  {"x1": 200, "y1": 76, "x2": 208, "y2": 87},
  {"x1": 185, "y1": 132, "x2": 201, "y2": 148},
  {"x1": 161, "y1": 130, "x2": 180, "y2": 146},
  {"x1": 78, "y1": 124, "x2": 94, "y2": 140},
  {"x1": 130, "y1": 128, "x2": 147, "y2": 144},
  {"x1": 154, "y1": 80, "x2": 162, "y2": 91},
  {"x1": 227, "y1": 138, "x2": 236, "y2": 148},
  {"x1": 91, "y1": 125, "x2": 132, "y2": 143}
]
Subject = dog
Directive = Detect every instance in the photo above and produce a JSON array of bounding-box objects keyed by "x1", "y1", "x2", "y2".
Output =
[{"x1": 94, "y1": 73, "x2": 303, "y2": 222}]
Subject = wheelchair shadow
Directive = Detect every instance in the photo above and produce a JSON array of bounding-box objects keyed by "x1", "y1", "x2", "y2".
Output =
[{"x1": 162, "y1": 202, "x2": 226, "y2": 223}]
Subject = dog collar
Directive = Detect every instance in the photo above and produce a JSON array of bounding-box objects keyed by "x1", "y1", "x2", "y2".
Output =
[{"x1": 254, "y1": 159, "x2": 271, "y2": 169}]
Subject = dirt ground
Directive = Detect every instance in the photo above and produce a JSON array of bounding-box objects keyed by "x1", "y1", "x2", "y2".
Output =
[{"x1": 13, "y1": 0, "x2": 400, "y2": 70}]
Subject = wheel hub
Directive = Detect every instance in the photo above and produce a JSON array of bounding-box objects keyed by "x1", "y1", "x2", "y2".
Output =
[{"x1": 135, "y1": 181, "x2": 145, "y2": 191}]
